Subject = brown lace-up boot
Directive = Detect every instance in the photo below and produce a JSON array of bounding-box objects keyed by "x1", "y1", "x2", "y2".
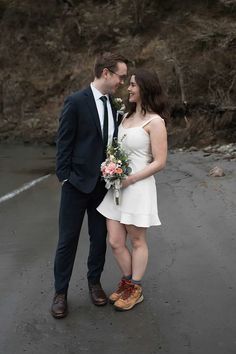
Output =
[
  {"x1": 109, "y1": 279, "x2": 132, "y2": 304},
  {"x1": 113, "y1": 283, "x2": 144, "y2": 311}
]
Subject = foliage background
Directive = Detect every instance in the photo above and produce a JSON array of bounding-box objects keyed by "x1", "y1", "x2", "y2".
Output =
[{"x1": 0, "y1": 0, "x2": 235, "y2": 146}]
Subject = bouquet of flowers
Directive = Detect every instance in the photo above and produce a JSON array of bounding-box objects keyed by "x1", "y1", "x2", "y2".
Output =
[{"x1": 101, "y1": 136, "x2": 132, "y2": 205}]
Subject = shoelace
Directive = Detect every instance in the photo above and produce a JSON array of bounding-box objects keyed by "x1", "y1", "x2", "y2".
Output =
[
  {"x1": 55, "y1": 294, "x2": 66, "y2": 303},
  {"x1": 120, "y1": 284, "x2": 136, "y2": 300},
  {"x1": 117, "y1": 279, "x2": 130, "y2": 293}
]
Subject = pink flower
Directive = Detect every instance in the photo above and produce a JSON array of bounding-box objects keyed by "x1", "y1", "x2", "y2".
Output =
[{"x1": 106, "y1": 162, "x2": 116, "y2": 174}]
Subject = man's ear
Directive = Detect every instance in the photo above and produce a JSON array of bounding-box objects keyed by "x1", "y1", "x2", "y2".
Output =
[{"x1": 102, "y1": 68, "x2": 109, "y2": 79}]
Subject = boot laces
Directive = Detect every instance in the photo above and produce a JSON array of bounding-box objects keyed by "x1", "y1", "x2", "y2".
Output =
[
  {"x1": 55, "y1": 294, "x2": 66, "y2": 304},
  {"x1": 117, "y1": 279, "x2": 130, "y2": 293},
  {"x1": 120, "y1": 283, "x2": 135, "y2": 300}
]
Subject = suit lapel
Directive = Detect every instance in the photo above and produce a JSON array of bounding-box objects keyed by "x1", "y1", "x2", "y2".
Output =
[{"x1": 84, "y1": 86, "x2": 103, "y2": 138}]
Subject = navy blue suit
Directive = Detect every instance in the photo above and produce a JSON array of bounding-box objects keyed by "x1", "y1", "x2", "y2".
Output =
[{"x1": 54, "y1": 86, "x2": 118, "y2": 294}]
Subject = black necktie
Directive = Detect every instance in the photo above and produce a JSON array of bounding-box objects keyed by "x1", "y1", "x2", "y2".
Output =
[{"x1": 100, "y1": 96, "x2": 108, "y2": 150}]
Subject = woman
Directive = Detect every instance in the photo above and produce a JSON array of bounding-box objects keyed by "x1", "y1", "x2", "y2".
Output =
[{"x1": 97, "y1": 68, "x2": 168, "y2": 311}]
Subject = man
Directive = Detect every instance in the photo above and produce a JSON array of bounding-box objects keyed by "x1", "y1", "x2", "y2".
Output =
[{"x1": 51, "y1": 52, "x2": 128, "y2": 318}]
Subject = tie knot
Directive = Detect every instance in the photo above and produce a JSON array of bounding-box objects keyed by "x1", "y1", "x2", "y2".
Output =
[{"x1": 100, "y1": 95, "x2": 107, "y2": 103}]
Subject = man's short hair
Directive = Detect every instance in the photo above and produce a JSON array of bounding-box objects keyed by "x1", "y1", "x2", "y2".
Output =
[{"x1": 94, "y1": 52, "x2": 128, "y2": 78}]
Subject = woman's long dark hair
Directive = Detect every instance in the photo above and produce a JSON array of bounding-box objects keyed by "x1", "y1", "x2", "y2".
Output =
[{"x1": 126, "y1": 68, "x2": 169, "y2": 124}]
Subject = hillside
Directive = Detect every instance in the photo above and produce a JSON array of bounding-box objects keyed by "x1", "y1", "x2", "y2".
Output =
[{"x1": 0, "y1": 0, "x2": 235, "y2": 146}]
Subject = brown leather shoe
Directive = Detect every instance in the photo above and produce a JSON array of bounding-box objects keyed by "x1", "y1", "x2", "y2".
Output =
[
  {"x1": 51, "y1": 293, "x2": 68, "y2": 319},
  {"x1": 88, "y1": 282, "x2": 108, "y2": 306}
]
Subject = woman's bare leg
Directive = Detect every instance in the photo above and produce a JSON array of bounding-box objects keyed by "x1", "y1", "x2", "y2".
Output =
[
  {"x1": 125, "y1": 225, "x2": 148, "y2": 281},
  {"x1": 107, "y1": 219, "x2": 132, "y2": 276}
]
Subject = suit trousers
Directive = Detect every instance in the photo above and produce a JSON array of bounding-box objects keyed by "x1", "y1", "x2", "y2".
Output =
[{"x1": 54, "y1": 180, "x2": 107, "y2": 294}]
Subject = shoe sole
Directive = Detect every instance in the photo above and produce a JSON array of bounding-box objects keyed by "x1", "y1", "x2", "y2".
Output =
[
  {"x1": 51, "y1": 310, "x2": 68, "y2": 319},
  {"x1": 89, "y1": 293, "x2": 108, "y2": 306},
  {"x1": 93, "y1": 300, "x2": 108, "y2": 306},
  {"x1": 114, "y1": 294, "x2": 144, "y2": 311}
]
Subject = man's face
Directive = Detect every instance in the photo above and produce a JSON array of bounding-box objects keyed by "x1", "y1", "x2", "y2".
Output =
[{"x1": 103, "y1": 62, "x2": 128, "y2": 94}]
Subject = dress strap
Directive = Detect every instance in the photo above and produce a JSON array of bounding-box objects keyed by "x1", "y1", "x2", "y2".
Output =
[
  {"x1": 121, "y1": 112, "x2": 128, "y2": 124},
  {"x1": 141, "y1": 117, "x2": 163, "y2": 128}
]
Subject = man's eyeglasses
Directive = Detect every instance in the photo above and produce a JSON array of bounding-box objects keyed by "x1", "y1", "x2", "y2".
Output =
[{"x1": 107, "y1": 68, "x2": 127, "y2": 82}]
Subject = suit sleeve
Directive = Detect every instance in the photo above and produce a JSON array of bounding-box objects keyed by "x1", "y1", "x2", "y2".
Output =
[{"x1": 56, "y1": 96, "x2": 78, "y2": 182}]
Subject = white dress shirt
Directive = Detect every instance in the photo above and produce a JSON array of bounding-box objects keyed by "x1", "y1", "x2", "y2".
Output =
[{"x1": 90, "y1": 83, "x2": 114, "y2": 145}]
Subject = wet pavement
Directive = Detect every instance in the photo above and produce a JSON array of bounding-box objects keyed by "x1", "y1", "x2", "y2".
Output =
[{"x1": 0, "y1": 144, "x2": 235, "y2": 354}]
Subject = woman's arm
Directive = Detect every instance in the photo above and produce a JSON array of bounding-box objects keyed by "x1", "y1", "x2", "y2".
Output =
[{"x1": 122, "y1": 117, "x2": 167, "y2": 188}]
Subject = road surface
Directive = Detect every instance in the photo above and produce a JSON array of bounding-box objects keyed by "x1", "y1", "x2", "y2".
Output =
[{"x1": 0, "y1": 144, "x2": 235, "y2": 354}]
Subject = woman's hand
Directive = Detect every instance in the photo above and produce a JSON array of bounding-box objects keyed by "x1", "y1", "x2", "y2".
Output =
[{"x1": 122, "y1": 175, "x2": 135, "y2": 188}]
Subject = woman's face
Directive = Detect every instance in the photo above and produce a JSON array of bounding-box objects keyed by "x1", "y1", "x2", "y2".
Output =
[{"x1": 128, "y1": 75, "x2": 141, "y2": 103}]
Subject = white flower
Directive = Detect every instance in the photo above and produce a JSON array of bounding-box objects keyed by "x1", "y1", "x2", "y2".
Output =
[{"x1": 113, "y1": 97, "x2": 125, "y2": 111}]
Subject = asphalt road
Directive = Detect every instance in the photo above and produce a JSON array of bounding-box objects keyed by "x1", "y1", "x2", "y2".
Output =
[{"x1": 0, "y1": 144, "x2": 235, "y2": 354}]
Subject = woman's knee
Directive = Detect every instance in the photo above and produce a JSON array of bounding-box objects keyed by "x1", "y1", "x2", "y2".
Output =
[
  {"x1": 126, "y1": 224, "x2": 146, "y2": 236},
  {"x1": 128, "y1": 229, "x2": 147, "y2": 249},
  {"x1": 107, "y1": 219, "x2": 126, "y2": 250},
  {"x1": 130, "y1": 236, "x2": 145, "y2": 249},
  {"x1": 108, "y1": 234, "x2": 124, "y2": 250}
]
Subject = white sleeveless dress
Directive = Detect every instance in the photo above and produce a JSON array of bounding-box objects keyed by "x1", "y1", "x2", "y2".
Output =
[{"x1": 97, "y1": 117, "x2": 162, "y2": 227}]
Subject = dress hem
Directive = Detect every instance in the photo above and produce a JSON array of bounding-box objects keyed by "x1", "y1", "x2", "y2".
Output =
[{"x1": 97, "y1": 207, "x2": 161, "y2": 228}]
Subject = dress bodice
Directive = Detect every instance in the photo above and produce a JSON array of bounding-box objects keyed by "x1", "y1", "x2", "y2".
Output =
[{"x1": 118, "y1": 119, "x2": 156, "y2": 173}]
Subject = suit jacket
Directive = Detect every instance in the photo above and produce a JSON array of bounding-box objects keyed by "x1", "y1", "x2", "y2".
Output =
[{"x1": 56, "y1": 86, "x2": 118, "y2": 193}]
